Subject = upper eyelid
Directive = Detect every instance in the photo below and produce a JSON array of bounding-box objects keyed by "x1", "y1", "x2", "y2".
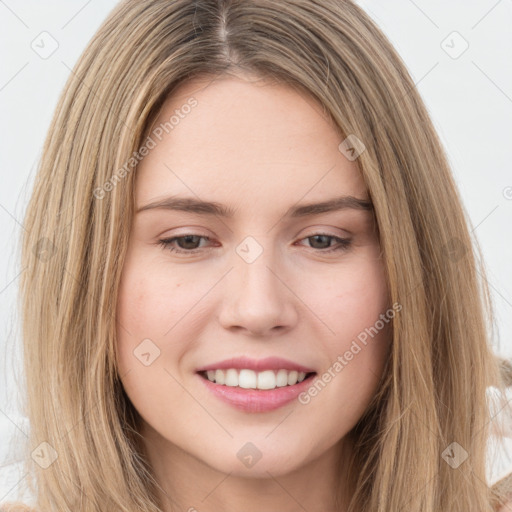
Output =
[
  {"x1": 159, "y1": 230, "x2": 350, "y2": 242},
  {"x1": 157, "y1": 223, "x2": 354, "y2": 238}
]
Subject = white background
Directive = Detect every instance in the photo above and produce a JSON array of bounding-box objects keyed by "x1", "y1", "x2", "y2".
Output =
[{"x1": 0, "y1": 0, "x2": 511, "y2": 505}]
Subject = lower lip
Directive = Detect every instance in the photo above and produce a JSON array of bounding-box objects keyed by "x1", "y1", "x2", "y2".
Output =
[{"x1": 197, "y1": 372, "x2": 316, "y2": 413}]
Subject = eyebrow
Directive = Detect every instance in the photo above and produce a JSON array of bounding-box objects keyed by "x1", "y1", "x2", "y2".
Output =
[{"x1": 136, "y1": 195, "x2": 373, "y2": 217}]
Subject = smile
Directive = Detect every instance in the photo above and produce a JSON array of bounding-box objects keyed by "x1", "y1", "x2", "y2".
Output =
[
  {"x1": 200, "y1": 368, "x2": 313, "y2": 389},
  {"x1": 197, "y1": 370, "x2": 317, "y2": 413}
]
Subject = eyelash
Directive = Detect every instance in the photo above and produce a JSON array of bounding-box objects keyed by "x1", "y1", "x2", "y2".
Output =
[{"x1": 157, "y1": 233, "x2": 352, "y2": 255}]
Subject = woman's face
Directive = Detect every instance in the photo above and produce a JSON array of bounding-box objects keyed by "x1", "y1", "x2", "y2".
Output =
[{"x1": 116, "y1": 74, "x2": 392, "y2": 481}]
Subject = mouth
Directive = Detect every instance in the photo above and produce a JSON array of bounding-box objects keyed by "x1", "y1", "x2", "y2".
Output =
[
  {"x1": 198, "y1": 369, "x2": 317, "y2": 390},
  {"x1": 197, "y1": 369, "x2": 317, "y2": 412}
]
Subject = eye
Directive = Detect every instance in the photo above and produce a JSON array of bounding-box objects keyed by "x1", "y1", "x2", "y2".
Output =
[
  {"x1": 157, "y1": 233, "x2": 352, "y2": 255},
  {"x1": 296, "y1": 233, "x2": 352, "y2": 253},
  {"x1": 158, "y1": 234, "x2": 212, "y2": 254}
]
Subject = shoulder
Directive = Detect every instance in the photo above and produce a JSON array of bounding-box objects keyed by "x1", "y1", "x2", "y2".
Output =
[{"x1": 492, "y1": 467, "x2": 512, "y2": 511}]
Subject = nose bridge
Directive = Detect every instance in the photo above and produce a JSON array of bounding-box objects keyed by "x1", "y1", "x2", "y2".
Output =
[
  {"x1": 219, "y1": 235, "x2": 297, "y2": 334},
  {"x1": 234, "y1": 235, "x2": 284, "y2": 307}
]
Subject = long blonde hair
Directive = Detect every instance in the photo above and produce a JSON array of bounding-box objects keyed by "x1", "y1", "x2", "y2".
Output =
[{"x1": 5, "y1": 0, "x2": 512, "y2": 510}]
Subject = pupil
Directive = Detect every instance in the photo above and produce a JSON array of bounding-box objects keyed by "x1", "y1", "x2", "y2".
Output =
[
  {"x1": 311, "y1": 235, "x2": 329, "y2": 249},
  {"x1": 180, "y1": 235, "x2": 200, "y2": 249}
]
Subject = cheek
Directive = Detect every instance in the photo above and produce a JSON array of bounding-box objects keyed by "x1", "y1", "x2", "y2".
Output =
[
  {"x1": 116, "y1": 255, "x2": 191, "y2": 341},
  {"x1": 341, "y1": 260, "x2": 390, "y2": 366},
  {"x1": 301, "y1": 254, "x2": 391, "y2": 399},
  {"x1": 305, "y1": 254, "x2": 389, "y2": 343},
  {"x1": 115, "y1": 247, "x2": 218, "y2": 389},
  {"x1": 115, "y1": 251, "x2": 180, "y2": 374},
  {"x1": 114, "y1": 258, "x2": 191, "y2": 424},
  {"x1": 297, "y1": 261, "x2": 391, "y2": 442}
]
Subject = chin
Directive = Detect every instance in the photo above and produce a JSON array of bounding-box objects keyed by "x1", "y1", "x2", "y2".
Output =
[{"x1": 196, "y1": 436, "x2": 310, "y2": 477}]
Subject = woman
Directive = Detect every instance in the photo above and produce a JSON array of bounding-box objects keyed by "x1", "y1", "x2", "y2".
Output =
[{"x1": 4, "y1": 0, "x2": 512, "y2": 510}]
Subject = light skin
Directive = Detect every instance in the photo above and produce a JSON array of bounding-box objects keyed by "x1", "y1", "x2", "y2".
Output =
[{"x1": 115, "y1": 73, "x2": 392, "y2": 512}]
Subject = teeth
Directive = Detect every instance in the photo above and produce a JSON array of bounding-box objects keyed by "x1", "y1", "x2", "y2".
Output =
[
  {"x1": 239, "y1": 369, "x2": 257, "y2": 389},
  {"x1": 225, "y1": 368, "x2": 238, "y2": 387},
  {"x1": 214, "y1": 369, "x2": 225, "y2": 385},
  {"x1": 203, "y1": 369, "x2": 309, "y2": 389},
  {"x1": 257, "y1": 370, "x2": 276, "y2": 390},
  {"x1": 287, "y1": 370, "x2": 298, "y2": 385},
  {"x1": 276, "y1": 369, "x2": 289, "y2": 387}
]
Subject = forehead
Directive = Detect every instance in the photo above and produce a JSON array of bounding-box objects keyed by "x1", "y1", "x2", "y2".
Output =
[{"x1": 135, "y1": 75, "x2": 368, "y2": 213}]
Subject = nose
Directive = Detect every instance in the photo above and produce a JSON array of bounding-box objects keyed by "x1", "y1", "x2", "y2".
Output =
[{"x1": 218, "y1": 247, "x2": 298, "y2": 337}]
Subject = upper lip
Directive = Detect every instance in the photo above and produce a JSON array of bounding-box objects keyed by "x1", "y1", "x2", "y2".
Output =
[{"x1": 196, "y1": 356, "x2": 316, "y2": 374}]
